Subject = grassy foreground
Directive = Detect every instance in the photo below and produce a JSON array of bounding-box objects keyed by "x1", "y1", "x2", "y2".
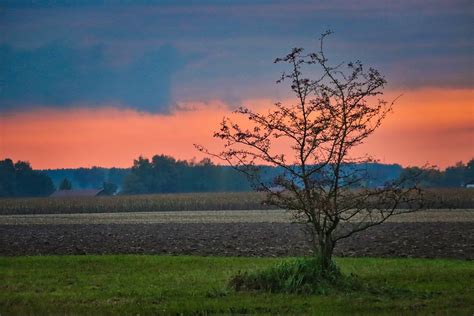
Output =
[{"x1": 1, "y1": 256, "x2": 473, "y2": 315}]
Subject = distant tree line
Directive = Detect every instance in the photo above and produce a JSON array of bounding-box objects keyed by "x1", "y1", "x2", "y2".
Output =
[
  {"x1": 0, "y1": 157, "x2": 473, "y2": 197},
  {"x1": 399, "y1": 159, "x2": 474, "y2": 188},
  {"x1": 122, "y1": 155, "x2": 251, "y2": 194},
  {"x1": 0, "y1": 159, "x2": 54, "y2": 197},
  {"x1": 45, "y1": 167, "x2": 129, "y2": 190}
]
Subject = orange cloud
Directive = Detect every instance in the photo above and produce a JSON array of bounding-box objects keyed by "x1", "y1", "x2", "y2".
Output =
[
  {"x1": 0, "y1": 89, "x2": 472, "y2": 169},
  {"x1": 353, "y1": 88, "x2": 474, "y2": 168}
]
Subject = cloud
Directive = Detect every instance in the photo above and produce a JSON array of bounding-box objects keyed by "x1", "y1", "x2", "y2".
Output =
[
  {"x1": 0, "y1": 42, "x2": 185, "y2": 112},
  {"x1": 0, "y1": 1, "x2": 472, "y2": 112}
]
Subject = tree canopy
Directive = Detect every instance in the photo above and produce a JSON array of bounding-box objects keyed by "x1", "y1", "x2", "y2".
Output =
[
  {"x1": 122, "y1": 155, "x2": 251, "y2": 194},
  {"x1": 197, "y1": 31, "x2": 425, "y2": 271},
  {"x1": 0, "y1": 159, "x2": 55, "y2": 197},
  {"x1": 59, "y1": 178, "x2": 72, "y2": 190}
]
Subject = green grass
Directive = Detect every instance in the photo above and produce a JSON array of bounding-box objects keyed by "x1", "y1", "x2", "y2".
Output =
[{"x1": 1, "y1": 255, "x2": 473, "y2": 315}]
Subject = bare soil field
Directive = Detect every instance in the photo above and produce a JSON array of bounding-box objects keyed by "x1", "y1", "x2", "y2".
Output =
[
  {"x1": 1, "y1": 219, "x2": 472, "y2": 259},
  {"x1": 1, "y1": 202, "x2": 472, "y2": 259}
]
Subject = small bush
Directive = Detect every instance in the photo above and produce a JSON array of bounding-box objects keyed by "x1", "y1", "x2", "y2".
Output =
[{"x1": 229, "y1": 257, "x2": 361, "y2": 295}]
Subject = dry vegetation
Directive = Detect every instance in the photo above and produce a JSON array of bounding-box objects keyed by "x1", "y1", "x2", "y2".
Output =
[
  {"x1": 1, "y1": 209, "x2": 473, "y2": 225},
  {"x1": 0, "y1": 192, "x2": 269, "y2": 215},
  {"x1": 0, "y1": 189, "x2": 472, "y2": 216}
]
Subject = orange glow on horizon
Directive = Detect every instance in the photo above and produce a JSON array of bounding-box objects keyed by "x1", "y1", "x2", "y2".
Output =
[{"x1": 0, "y1": 88, "x2": 473, "y2": 170}]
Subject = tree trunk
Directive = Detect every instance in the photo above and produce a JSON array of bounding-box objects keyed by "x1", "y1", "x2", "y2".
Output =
[{"x1": 317, "y1": 235, "x2": 335, "y2": 274}]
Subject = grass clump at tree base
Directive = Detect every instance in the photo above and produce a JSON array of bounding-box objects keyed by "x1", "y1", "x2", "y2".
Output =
[{"x1": 230, "y1": 256, "x2": 362, "y2": 295}]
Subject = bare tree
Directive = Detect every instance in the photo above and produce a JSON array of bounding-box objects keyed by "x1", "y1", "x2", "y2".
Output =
[{"x1": 196, "y1": 31, "x2": 423, "y2": 272}]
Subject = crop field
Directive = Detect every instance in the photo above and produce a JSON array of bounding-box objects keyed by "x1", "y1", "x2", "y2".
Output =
[
  {"x1": 1, "y1": 190, "x2": 473, "y2": 314},
  {"x1": 0, "y1": 192, "x2": 270, "y2": 215},
  {"x1": 1, "y1": 208, "x2": 473, "y2": 259},
  {"x1": 1, "y1": 209, "x2": 473, "y2": 225},
  {"x1": 0, "y1": 189, "x2": 473, "y2": 259},
  {"x1": 0, "y1": 188, "x2": 473, "y2": 215}
]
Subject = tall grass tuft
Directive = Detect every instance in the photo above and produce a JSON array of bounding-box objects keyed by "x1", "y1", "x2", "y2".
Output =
[{"x1": 229, "y1": 257, "x2": 361, "y2": 295}]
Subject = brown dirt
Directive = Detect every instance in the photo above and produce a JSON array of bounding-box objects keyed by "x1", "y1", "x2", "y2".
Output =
[{"x1": 1, "y1": 222, "x2": 472, "y2": 259}]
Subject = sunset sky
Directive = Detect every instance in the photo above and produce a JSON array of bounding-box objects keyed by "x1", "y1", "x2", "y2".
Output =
[{"x1": 0, "y1": 0, "x2": 473, "y2": 169}]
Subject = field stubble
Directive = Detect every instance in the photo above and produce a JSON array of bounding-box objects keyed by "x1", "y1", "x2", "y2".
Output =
[
  {"x1": 0, "y1": 189, "x2": 473, "y2": 215},
  {"x1": 0, "y1": 209, "x2": 473, "y2": 225},
  {"x1": 1, "y1": 189, "x2": 472, "y2": 259}
]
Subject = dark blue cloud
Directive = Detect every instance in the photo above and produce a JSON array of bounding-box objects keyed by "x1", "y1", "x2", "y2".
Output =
[
  {"x1": 0, "y1": 0, "x2": 472, "y2": 112},
  {"x1": 0, "y1": 43, "x2": 184, "y2": 112}
]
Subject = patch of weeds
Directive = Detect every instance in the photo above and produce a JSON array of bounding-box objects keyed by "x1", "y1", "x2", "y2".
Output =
[
  {"x1": 229, "y1": 256, "x2": 361, "y2": 295},
  {"x1": 346, "y1": 280, "x2": 441, "y2": 301},
  {"x1": 190, "y1": 306, "x2": 254, "y2": 315},
  {"x1": 228, "y1": 306, "x2": 249, "y2": 314},
  {"x1": 205, "y1": 287, "x2": 229, "y2": 298},
  {"x1": 419, "y1": 290, "x2": 442, "y2": 299}
]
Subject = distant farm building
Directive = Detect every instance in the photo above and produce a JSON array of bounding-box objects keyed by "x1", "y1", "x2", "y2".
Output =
[{"x1": 50, "y1": 189, "x2": 106, "y2": 197}]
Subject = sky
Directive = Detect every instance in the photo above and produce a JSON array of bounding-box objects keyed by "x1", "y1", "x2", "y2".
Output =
[{"x1": 0, "y1": 0, "x2": 473, "y2": 169}]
